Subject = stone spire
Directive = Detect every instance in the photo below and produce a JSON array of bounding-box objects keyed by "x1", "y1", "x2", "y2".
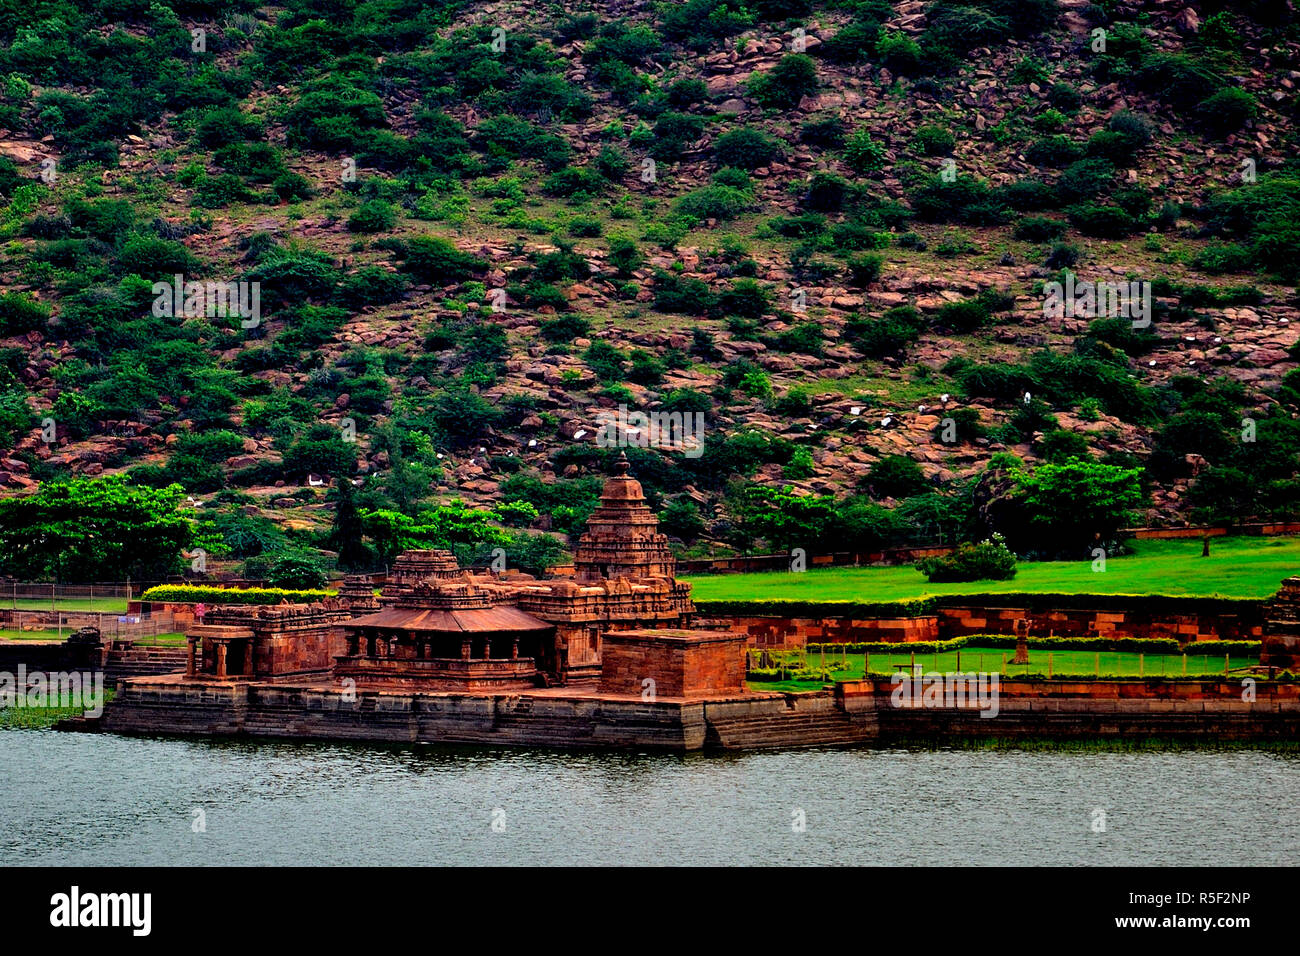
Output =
[{"x1": 573, "y1": 453, "x2": 678, "y2": 581}]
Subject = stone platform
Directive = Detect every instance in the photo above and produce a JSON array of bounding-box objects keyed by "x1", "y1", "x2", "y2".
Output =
[{"x1": 90, "y1": 672, "x2": 1300, "y2": 751}]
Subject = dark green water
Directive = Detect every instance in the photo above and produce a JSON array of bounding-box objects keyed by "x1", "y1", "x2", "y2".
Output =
[{"x1": 1, "y1": 730, "x2": 1295, "y2": 865}]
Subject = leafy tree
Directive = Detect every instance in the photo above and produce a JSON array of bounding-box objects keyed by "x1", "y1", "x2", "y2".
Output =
[
  {"x1": 725, "y1": 484, "x2": 839, "y2": 552},
  {"x1": 0, "y1": 477, "x2": 208, "y2": 582},
  {"x1": 865, "y1": 455, "x2": 929, "y2": 498},
  {"x1": 327, "y1": 479, "x2": 370, "y2": 570},
  {"x1": 1013, "y1": 458, "x2": 1145, "y2": 555},
  {"x1": 360, "y1": 502, "x2": 509, "y2": 565},
  {"x1": 265, "y1": 555, "x2": 328, "y2": 589}
]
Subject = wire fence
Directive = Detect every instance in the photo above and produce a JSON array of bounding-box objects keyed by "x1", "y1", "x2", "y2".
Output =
[
  {"x1": 1, "y1": 582, "x2": 137, "y2": 606},
  {"x1": 0, "y1": 609, "x2": 179, "y2": 641}
]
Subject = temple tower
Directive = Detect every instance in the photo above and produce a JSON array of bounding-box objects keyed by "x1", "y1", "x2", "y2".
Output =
[{"x1": 573, "y1": 453, "x2": 678, "y2": 582}]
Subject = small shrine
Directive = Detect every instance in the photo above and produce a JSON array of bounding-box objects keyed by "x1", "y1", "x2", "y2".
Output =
[{"x1": 1260, "y1": 576, "x2": 1300, "y2": 673}]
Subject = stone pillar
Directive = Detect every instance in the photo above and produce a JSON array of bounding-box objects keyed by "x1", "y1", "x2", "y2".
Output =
[
  {"x1": 511, "y1": 638, "x2": 519, "y2": 660},
  {"x1": 244, "y1": 640, "x2": 255, "y2": 677},
  {"x1": 461, "y1": 638, "x2": 472, "y2": 660},
  {"x1": 215, "y1": 643, "x2": 227, "y2": 679},
  {"x1": 186, "y1": 637, "x2": 197, "y2": 677}
]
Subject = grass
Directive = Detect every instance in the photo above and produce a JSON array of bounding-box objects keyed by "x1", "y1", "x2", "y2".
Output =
[
  {"x1": 3, "y1": 597, "x2": 131, "y2": 613},
  {"x1": 685, "y1": 535, "x2": 1300, "y2": 602},
  {"x1": 746, "y1": 646, "x2": 1260, "y2": 693},
  {"x1": 0, "y1": 690, "x2": 114, "y2": 730},
  {"x1": 0, "y1": 629, "x2": 185, "y2": 645},
  {"x1": 0, "y1": 629, "x2": 66, "y2": 641}
]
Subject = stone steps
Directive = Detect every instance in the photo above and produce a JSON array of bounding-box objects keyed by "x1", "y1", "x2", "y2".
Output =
[
  {"x1": 104, "y1": 648, "x2": 187, "y2": 685},
  {"x1": 706, "y1": 710, "x2": 876, "y2": 749}
]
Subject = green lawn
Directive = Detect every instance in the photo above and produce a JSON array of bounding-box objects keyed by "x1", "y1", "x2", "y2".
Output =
[
  {"x1": 0, "y1": 629, "x2": 185, "y2": 645},
  {"x1": 685, "y1": 536, "x2": 1300, "y2": 602},
  {"x1": 748, "y1": 646, "x2": 1259, "y2": 693},
  {"x1": 0, "y1": 629, "x2": 66, "y2": 641},
  {"x1": 3, "y1": 597, "x2": 131, "y2": 613}
]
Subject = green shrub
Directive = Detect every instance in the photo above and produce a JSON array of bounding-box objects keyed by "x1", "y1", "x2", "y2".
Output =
[
  {"x1": 0, "y1": 293, "x2": 51, "y2": 334},
  {"x1": 843, "y1": 129, "x2": 887, "y2": 174},
  {"x1": 583, "y1": 340, "x2": 626, "y2": 382},
  {"x1": 1196, "y1": 87, "x2": 1257, "y2": 137},
  {"x1": 847, "y1": 253, "x2": 884, "y2": 286},
  {"x1": 1048, "y1": 82, "x2": 1082, "y2": 111},
  {"x1": 404, "y1": 236, "x2": 486, "y2": 283},
  {"x1": 718, "y1": 278, "x2": 770, "y2": 318},
  {"x1": 650, "y1": 111, "x2": 706, "y2": 160},
  {"x1": 875, "y1": 30, "x2": 922, "y2": 74},
  {"x1": 1068, "y1": 203, "x2": 1136, "y2": 238},
  {"x1": 1025, "y1": 135, "x2": 1084, "y2": 168},
  {"x1": 935, "y1": 298, "x2": 991, "y2": 332},
  {"x1": 654, "y1": 272, "x2": 718, "y2": 314},
  {"x1": 264, "y1": 554, "x2": 328, "y2": 589},
  {"x1": 675, "y1": 185, "x2": 750, "y2": 221},
  {"x1": 1056, "y1": 158, "x2": 1115, "y2": 203},
  {"x1": 714, "y1": 127, "x2": 780, "y2": 169},
  {"x1": 347, "y1": 199, "x2": 397, "y2": 233},
  {"x1": 916, "y1": 534, "x2": 1017, "y2": 582},
  {"x1": 1014, "y1": 216, "x2": 1067, "y2": 242},
  {"x1": 116, "y1": 234, "x2": 198, "y2": 275},
  {"x1": 911, "y1": 124, "x2": 955, "y2": 156},
  {"x1": 801, "y1": 114, "x2": 846, "y2": 147},
  {"x1": 748, "y1": 54, "x2": 818, "y2": 108},
  {"x1": 866, "y1": 454, "x2": 930, "y2": 498},
  {"x1": 667, "y1": 77, "x2": 709, "y2": 108},
  {"x1": 847, "y1": 305, "x2": 926, "y2": 358},
  {"x1": 543, "y1": 166, "x2": 607, "y2": 198},
  {"x1": 607, "y1": 237, "x2": 644, "y2": 276},
  {"x1": 540, "y1": 313, "x2": 592, "y2": 343}
]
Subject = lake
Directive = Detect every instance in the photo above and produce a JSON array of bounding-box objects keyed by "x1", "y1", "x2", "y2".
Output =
[{"x1": 2, "y1": 730, "x2": 1295, "y2": 866}]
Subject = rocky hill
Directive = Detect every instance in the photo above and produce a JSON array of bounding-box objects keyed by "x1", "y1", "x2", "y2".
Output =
[{"x1": 0, "y1": 0, "x2": 1298, "y2": 571}]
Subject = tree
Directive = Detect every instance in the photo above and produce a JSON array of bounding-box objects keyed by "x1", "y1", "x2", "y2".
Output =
[
  {"x1": 265, "y1": 555, "x2": 328, "y2": 589},
  {"x1": 360, "y1": 502, "x2": 510, "y2": 566},
  {"x1": 865, "y1": 455, "x2": 929, "y2": 498},
  {"x1": 327, "y1": 479, "x2": 369, "y2": 570},
  {"x1": 1013, "y1": 458, "x2": 1145, "y2": 555},
  {"x1": 725, "y1": 484, "x2": 839, "y2": 553},
  {"x1": 0, "y1": 476, "x2": 207, "y2": 582}
]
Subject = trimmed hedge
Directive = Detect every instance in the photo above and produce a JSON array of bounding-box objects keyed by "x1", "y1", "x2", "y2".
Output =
[{"x1": 140, "y1": 585, "x2": 336, "y2": 605}]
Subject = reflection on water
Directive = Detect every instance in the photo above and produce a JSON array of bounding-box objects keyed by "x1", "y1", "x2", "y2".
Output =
[{"x1": 1, "y1": 730, "x2": 1295, "y2": 866}]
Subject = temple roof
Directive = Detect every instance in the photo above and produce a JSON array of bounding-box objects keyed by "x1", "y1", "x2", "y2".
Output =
[{"x1": 346, "y1": 605, "x2": 553, "y2": 634}]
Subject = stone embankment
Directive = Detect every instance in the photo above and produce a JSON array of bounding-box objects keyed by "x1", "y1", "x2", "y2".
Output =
[{"x1": 87, "y1": 674, "x2": 1299, "y2": 751}]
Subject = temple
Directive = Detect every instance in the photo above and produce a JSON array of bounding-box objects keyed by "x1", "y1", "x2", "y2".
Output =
[{"x1": 180, "y1": 453, "x2": 744, "y2": 698}]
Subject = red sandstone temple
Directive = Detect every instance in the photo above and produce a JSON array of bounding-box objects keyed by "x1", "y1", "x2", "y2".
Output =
[{"x1": 183, "y1": 455, "x2": 745, "y2": 699}]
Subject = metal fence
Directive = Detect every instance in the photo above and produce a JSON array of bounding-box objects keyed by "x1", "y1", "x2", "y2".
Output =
[
  {"x1": 2, "y1": 582, "x2": 136, "y2": 605},
  {"x1": 0, "y1": 609, "x2": 178, "y2": 640}
]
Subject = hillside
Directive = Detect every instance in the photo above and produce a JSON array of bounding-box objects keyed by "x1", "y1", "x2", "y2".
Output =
[{"x1": 0, "y1": 0, "x2": 1299, "y2": 576}]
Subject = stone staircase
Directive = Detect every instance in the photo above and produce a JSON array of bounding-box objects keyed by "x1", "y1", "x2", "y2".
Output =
[
  {"x1": 104, "y1": 646, "x2": 187, "y2": 687},
  {"x1": 704, "y1": 707, "x2": 877, "y2": 750}
]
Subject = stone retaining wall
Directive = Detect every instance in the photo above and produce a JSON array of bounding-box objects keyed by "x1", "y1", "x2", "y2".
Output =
[
  {"x1": 710, "y1": 603, "x2": 1261, "y2": 647},
  {"x1": 91, "y1": 673, "x2": 1300, "y2": 750}
]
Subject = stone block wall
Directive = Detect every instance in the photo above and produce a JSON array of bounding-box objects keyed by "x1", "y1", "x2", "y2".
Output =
[
  {"x1": 707, "y1": 604, "x2": 1261, "y2": 647},
  {"x1": 937, "y1": 606, "x2": 1261, "y2": 642},
  {"x1": 599, "y1": 629, "x2": 747, "y2": 698},
  {"x1": 712, "y1": 615, "x2": 941, "y2": 648}
]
